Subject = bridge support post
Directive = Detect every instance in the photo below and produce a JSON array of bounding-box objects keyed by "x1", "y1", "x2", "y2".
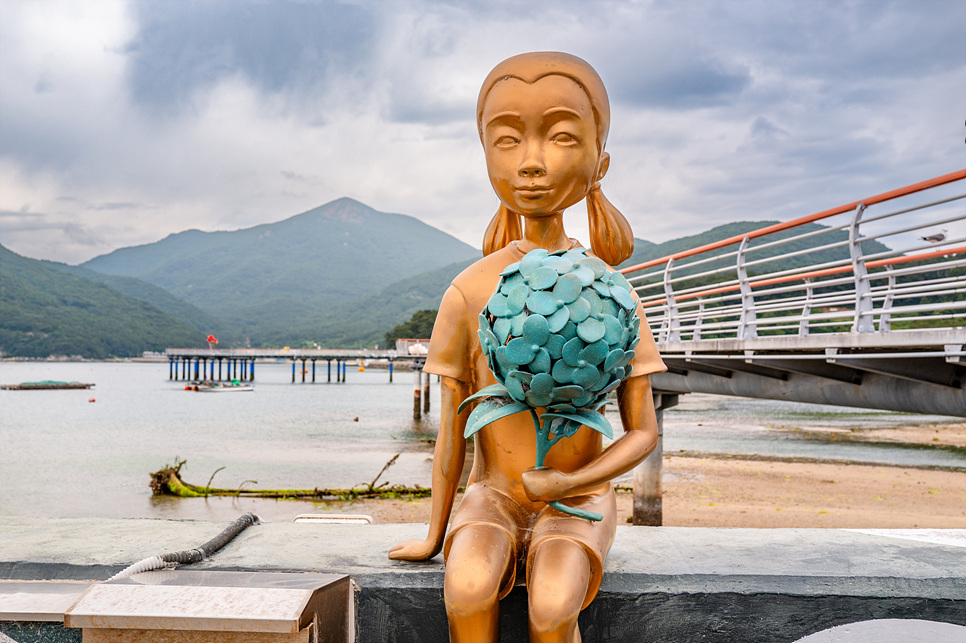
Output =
[
  {"x1": 301, "y1": 359, "x2": 306, "y2": 383},
  {"x1": 633, "y1": 393, "x2": 679, "y2": 526},
  {"x1": 413, "y1": 365, "x2": 422, "y2": 420},
  {"x1": 423, "y1": 370, "x2": 430, "y2": 413},
  {"x1": 292, "y1": 361, "x2": 296, "y2": 383},
  {"x1": 312, "y1": 360, "x2": 316, "y2": 383},
  {"x1": 194, "y1": 359, "x2": 199, "y2": 381},
  {"x1": 389, "y1": 360, "x2": 393, "y2": 383},
  {"x1": 169, "y1": 359, "x2": 174, "y2": 380},
  {"x1": 249, "y1": 359, "x2": 254, "y2": 381}
]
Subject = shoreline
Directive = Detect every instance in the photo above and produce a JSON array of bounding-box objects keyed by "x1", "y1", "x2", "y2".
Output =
[{"x1": 298, "y1": 447, "x2": 966, "y2": 529}]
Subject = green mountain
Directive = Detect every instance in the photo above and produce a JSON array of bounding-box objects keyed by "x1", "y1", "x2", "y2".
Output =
[
  {"x1": 617, "y1": 221, "x2": 891, "y2": 279},
  {"x1": 45, "y1": 262, "x2": 234, "y2": 342},
  {"x1": 0, "y1": 245, "x2": 204, "y2": 358},
  {"x1": 82, "y1": 198, "x2": 479, "y2": 345}
]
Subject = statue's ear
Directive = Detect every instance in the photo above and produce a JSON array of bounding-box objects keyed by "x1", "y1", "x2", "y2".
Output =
[{"x1": 596, "y1": 152, "x2": 610, "y2": 182}]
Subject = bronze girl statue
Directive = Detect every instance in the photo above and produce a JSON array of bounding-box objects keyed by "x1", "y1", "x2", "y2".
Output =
[{"x1": 389, "y1": 51, "x2": 665, "y2": 643}]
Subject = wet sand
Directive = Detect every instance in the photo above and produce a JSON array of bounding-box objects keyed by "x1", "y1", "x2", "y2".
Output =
[{"x1": 308, "y1": 436, "x2": 966, "y2": 529}]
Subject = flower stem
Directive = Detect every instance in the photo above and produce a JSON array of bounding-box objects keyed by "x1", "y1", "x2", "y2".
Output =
[{"x1": 531, "y1": 410, "x2": 602, "y2": 522}]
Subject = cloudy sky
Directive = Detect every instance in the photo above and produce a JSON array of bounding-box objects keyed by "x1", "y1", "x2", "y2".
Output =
[{"x1": 2, "y1": 0, "x2": 964, "y2": 264}]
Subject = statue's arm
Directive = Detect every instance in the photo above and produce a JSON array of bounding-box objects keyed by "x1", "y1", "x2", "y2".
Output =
[
  {"x1": 522, "y1": 375, "x2": 658, "y2": 502},
  {"x1": 388, "y1": 375, "x2": 468, "y2": 560}
]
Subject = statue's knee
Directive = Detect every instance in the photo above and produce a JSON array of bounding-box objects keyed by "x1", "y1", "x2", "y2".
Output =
[
  {"x1": 444, "y1": 527, "x2": 512, "y2": 609},
  {"x1": 527, "y1": 539, "x2": 589, "y2": 634},
  {"x1": 527, "y1": 586, "x2": 581, "y2": 635}
]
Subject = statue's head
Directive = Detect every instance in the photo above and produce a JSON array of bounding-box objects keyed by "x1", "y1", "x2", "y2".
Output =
[{"x1": 477, "y1": 52, "x2": 633, "y2": 266}]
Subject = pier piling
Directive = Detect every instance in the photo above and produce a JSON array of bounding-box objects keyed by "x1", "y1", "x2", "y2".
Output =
[
  {"x1": 422, "y1": 371, "x2": 430, "y2": 413},
  {"x1": 413, "y1": 367, "x2": 422, "y2": 420},
  {"x1": 389, "y1": 361, "x2": 393, "y2": 383},
  {"x1": 633, "y1": 393, "x2": 678, "y2": 526}
]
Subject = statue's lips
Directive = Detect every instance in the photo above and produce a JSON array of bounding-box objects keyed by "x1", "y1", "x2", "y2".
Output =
[{"x1": 515, "y1": 186, "x2": 553, "y2": 196}]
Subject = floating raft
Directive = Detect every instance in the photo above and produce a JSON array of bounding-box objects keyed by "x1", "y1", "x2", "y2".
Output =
[{"x1": 1, "y1": 380, "x2": 95, "y2": 391}]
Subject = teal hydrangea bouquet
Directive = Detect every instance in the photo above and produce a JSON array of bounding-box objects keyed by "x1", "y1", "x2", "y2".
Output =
[{"x1": 457, "y1": 247, "x2": 641, "y2": 521}]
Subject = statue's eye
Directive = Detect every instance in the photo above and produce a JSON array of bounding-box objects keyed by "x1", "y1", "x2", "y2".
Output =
[
  {"x1": 495, "y1": 136, "x2": 519, "y2": 148},
  {"x1": 552, "y1": 132, "x2": 577, "y2": 145}
]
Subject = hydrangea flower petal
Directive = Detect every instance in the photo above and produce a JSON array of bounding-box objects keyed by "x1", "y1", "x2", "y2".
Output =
[
  {"x1": 510, "y1": 312, "x2": 528, "y2": 337},
  {"x1": 522, "y1": 314, "x2": 551, "y2": 346},
  {"x1": 602, "y1": 315, "x2": 623, "y2": 345},
  {"x1": 525, "y1": 391, "x2": 554, "y2": 407},
  {"x1": 547, "y1": 307, "x2": 570, "y2": 333},
  {"x1": 551, "y1": 384, "x2": 584, "y2": 400},
  {"x1": 610, "y1": 284, "x2": 635, "y2": 310},
  {"x1": 519, "y1": 249, "x2": 548, "y2": 277},
  {"x1": 573, "y1": 266, "x2": 595, "y2": 287},
  {"x1": 545, "y1": 334, "x2": 565, "y2": 360},
  {"x1": 553, "y1": 273, "x2": 582, "y2": 304},
  {"x1": 493, "y1": 317, "x2": 512, "y2": 343},
  {"x1": 505, "y1": 337, "x2": 537, "y2": 365},
  {"x1": 579, "y1": 256, "x2": 607, "y2": 279},
  {"x1": 579, "y1": 340, "x2": 608, "y2": 366},
  {"x1": 572, "y1": 364, "x2": 599, "y2": 388},
  {"x1": 527, "y1": 290, "x2": 561, "y2": 316},
  {"x1": 604, "y1": 348, "x2": 625, "y2": 372},
  {"x1": 546, "y1": 256, "x2": 576, "y2": 274},
  {"x1": 581, "y1": 288, "x2": 603, "y2": 317},
  {"x1": 506, "y1": 283, "x2": 529, "y2": 315},
  {"x1": 487, "y1": 292, "x2": 510, "y2": 317},
  {"x1": 530, "y1": 347, "x2": 552, "y2": 374},
  {"x1": 567, "y1": 296, "x2": 591, "y2": 323},
  {"x1": 500, "y1": 261, "x2": 521, "y2": 276},
  {"x1": 505, "y1": 370, "x2": 531, "y2": 402},
  {"x1": 551, "y1": 360, "x2": 575, "y2": 384},
  {"x1": 559, "y1": 321, "x2": 578, "y2": 340},
  {"x1": 577, "y1": 318, "x2": 606, "y2": 343},
  {"x1": 529, "y1": 266, "x2": 559, "y2": 290},
  {"x1": 500, "y1": 272, "x2": 525, "y2": 294},
  {"x1": 562, "y1": 337, "x2": 586, "y2": 367},
  {"x1": 609, "y1": 271, "x2": 632, "y2": 291},
  {"x1": 530, "y1": 373, "x2": 554, "y2": 396}
]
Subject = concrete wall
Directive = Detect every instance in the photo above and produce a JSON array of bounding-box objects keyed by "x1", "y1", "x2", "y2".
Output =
[{"x1": 2, "y1": 519, "x2": 964, "y2": 642}]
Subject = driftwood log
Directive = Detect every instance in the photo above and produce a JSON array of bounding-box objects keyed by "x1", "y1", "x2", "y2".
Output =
[{"x1": 149, "y1": 457, "x2": 433, "y2": 500}]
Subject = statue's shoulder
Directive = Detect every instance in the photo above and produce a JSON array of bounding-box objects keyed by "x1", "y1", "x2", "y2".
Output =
[{"x1": 450, "y1": 245, "x2": 522, "y2": 296}]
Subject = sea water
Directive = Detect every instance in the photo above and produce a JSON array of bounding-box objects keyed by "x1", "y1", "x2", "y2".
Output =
[{"x1": 0, "y1": 361, "x2": 962, "y2": 522}]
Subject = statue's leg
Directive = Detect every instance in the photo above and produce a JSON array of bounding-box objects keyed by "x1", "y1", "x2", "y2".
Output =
[
  {"x1": 527, "y1": 538, "x2": 592, "y2": 643},
  {"x1": 444, "y1": 523, "x2": 515, "y2": 643}
]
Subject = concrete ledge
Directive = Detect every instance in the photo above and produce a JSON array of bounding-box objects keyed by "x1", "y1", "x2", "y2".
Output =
[{"x1": 2, "y1": 518, "x2": 964, "y2": 642}]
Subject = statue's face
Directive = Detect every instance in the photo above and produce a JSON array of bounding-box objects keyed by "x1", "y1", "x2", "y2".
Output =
[{"x1": 481, "y1": 75, "x2": 599, "y2": 218}]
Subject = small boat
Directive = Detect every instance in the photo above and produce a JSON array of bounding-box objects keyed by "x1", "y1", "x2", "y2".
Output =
[
  {"x1": 1, "y1": 380, "x2": 95, "y2": 391},
  {"x1": 184, "y1": 380, "x2": 253, "y2": 393}
]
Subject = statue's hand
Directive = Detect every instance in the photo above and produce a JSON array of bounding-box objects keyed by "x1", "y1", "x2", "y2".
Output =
[
  {"x1": 522, "y1": 466, "x2": 570, "y2": 503},
  {"x1": 388, "y1": 538, "x2": 441, "y2": 561}
]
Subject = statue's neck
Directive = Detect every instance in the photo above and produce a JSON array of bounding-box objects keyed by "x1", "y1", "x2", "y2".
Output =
[{"x1": 516, "y1": 212, "x2": 571, "y2": 254}]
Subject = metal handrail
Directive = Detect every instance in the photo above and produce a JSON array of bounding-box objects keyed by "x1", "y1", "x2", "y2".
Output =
[{"x1": 623, "y1": 170, "x2": 966, "y2": 341}]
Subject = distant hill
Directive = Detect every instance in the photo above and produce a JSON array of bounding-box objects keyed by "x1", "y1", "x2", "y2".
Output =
[
  {"x1": 45, "y1": 262, "x2": 235, "y2": 342},
  {"x1": 617, "y1": 221, "x2": 891, "y2": 279},
  {"x1": 82, "y1": 198, "x2": 479, "y2": 345},
  {"x1": 0, "y1": 245, "x2": 204, "y2": 358}
]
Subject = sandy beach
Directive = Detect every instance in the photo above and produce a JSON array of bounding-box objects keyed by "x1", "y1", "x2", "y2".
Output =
[{"x1": 310, "y1": 423, "x2": 966, "y2": 529}]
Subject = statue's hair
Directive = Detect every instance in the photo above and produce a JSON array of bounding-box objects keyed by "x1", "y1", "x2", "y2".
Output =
[{"x1": 477, "y1": 52, "x2": 634, "y2": 265}]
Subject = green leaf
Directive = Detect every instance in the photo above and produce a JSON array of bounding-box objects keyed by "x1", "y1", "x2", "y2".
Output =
[
  {"x1": 541, "y1": 409, "x2": 614, "y2": 439},
  {"x1": 457, "y1": 383, "x2": 510, "y2": 414},
  {"x1": 464, "y1": 399, "x2": 529, "y2": 438}
]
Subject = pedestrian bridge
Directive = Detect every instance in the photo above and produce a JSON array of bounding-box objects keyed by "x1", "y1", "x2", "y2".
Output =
[{"x1": 620, "y1": 169, "x2": 965, "y2": 418}]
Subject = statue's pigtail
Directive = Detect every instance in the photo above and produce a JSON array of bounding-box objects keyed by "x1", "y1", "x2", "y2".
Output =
[
  {"x1": 587, "y1": 182, "x2": 634, "y2": 266},
  {"x1": 482, "y1": 203, "x2": 522, "y2": 256}
]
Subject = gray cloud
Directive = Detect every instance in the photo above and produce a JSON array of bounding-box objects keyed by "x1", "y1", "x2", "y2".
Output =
[
  {"x1": 125, "y1": 0, "x2": 378, "y2": 114},
  {"x1": 1, "y1": 0, "x2": 963, "y2": 264}
]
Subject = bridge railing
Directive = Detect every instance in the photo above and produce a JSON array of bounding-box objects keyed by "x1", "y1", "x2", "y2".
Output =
[{"x1": 620, "y1": 169, "x2": 966, "y2": 343}]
